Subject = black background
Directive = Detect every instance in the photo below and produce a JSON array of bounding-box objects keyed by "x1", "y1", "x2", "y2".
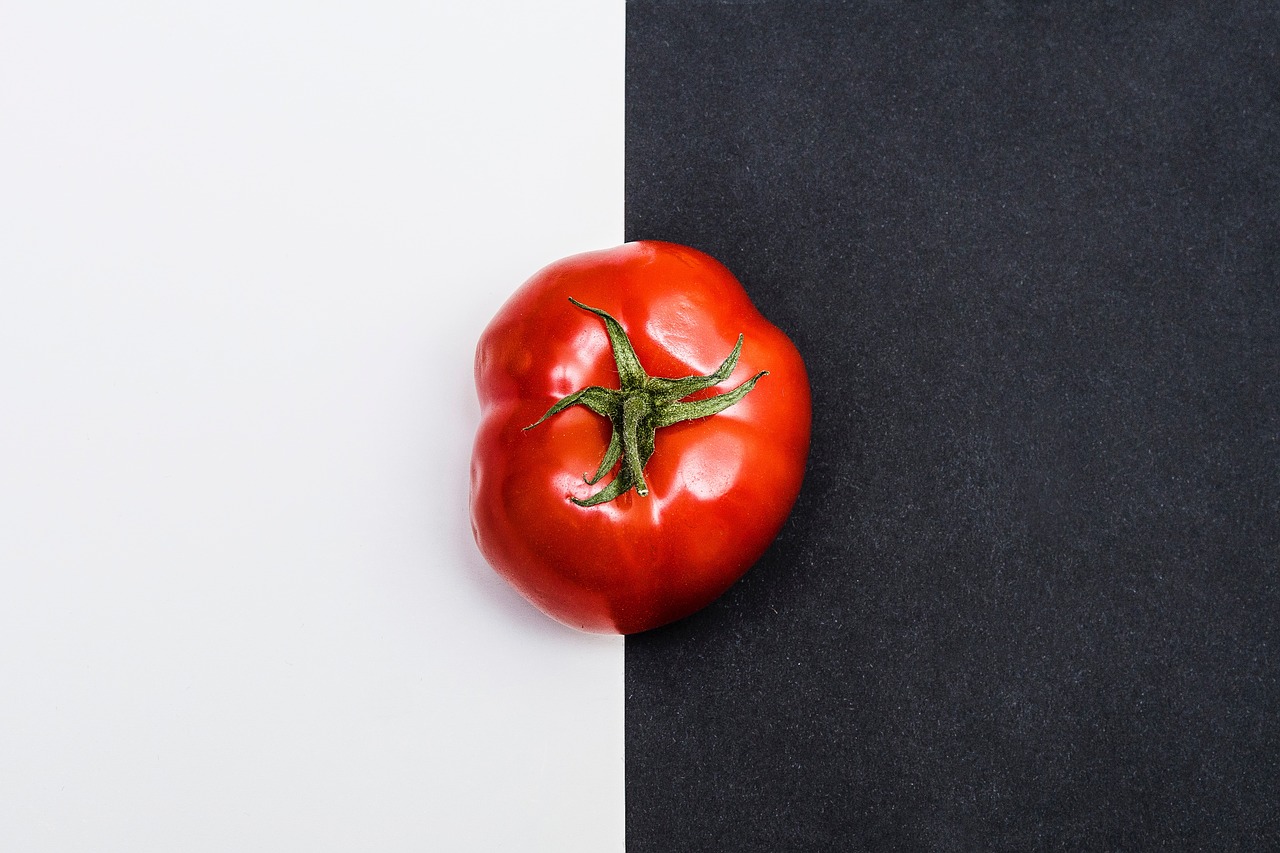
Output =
[{"x1": 624, "y1": 2, "x2": 1279, "y2": 850}]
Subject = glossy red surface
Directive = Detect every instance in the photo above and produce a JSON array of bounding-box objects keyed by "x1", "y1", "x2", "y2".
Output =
[{"x1": 470, "y1": 242, "x2": 811, "y2": 634}]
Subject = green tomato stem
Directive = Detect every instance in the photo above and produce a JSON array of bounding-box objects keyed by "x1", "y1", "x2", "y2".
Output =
[{"x1": 525, "y1": 299, "x2": 767, "y2": 507}]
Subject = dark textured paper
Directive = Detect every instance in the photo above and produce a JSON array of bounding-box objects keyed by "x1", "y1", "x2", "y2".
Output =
[{"x1": 624, "y1": 2, "x2": 1279, "y2": 850}]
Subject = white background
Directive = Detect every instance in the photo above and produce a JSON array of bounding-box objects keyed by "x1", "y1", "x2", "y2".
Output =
[{"x1": 0, "y1": 2, "x2": 624, "y2": 849}]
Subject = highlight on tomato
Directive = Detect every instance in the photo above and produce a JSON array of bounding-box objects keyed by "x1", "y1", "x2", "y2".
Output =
[{"x1": 469, "y1": 241, "x2": 811, "y2": 634}]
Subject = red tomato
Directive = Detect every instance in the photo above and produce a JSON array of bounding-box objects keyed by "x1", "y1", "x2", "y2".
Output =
[{"x1": 470, "y1": 241, "x2": 811, "y2": 634}]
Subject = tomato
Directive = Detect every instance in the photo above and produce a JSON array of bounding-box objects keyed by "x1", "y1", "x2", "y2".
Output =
[{"x1": 470, "y1": 241, "x2": 811, "y2": 634}]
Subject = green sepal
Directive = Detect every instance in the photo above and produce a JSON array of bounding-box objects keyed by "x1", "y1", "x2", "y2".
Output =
[
  {"x1": 527, "y1": 299, "x2": 767, "y2": 507},
  {"x1": 653, "y1": 370, "x2": 767, "y2": 428},
  {"x1": 647, "y1": 335, "x2": 744, "y2": 402},
  {"x1": 568, "y1": 298, "x2": 647, "y2": 390},
  {"x1": 525, "y1": 385, "x2": 620, "y2": 430},
  {"x1": 585, "y1": 427, "x2": 622, "y2": 485}
]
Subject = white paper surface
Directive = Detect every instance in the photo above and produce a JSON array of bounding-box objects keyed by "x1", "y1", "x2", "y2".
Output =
[{"x1": 0, "y1": 2, "x2": 624, "y2": 849}]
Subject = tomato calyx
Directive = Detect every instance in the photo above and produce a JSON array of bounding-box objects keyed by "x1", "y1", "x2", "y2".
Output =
[{"x1": 525, "y1": 298, "x2": 768, "y2": 507}]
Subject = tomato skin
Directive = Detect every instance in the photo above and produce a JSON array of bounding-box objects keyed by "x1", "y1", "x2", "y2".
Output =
[{"x1": 470, "y1": 241, "x2": 811, "y2": 634}]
